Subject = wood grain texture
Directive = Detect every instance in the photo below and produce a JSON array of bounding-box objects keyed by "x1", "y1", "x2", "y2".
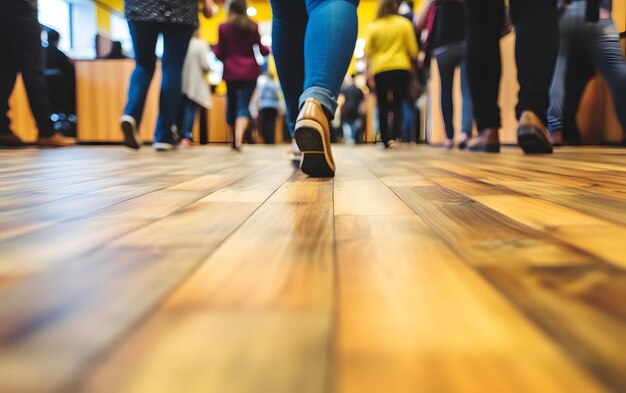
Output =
[{"x1": 0, "y1": 144, "x2": 625, "y2": 393}]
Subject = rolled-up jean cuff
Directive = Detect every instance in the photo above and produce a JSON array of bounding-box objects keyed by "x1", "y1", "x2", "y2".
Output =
[{"x1": 299, "y1": 87, "x2": 337, "y2": 120}]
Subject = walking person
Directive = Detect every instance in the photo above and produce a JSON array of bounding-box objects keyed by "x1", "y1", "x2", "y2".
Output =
[
  {"x1": 340, "y1": 74, "x2": 365, "y2": 144},
  {"x1": 465, "y1": 0, "x2": 559, "y2": 153},
  {"x1": 120, "y1": 0, "x2": 216, "y2": 151},
  {"x1": 213, "y1": 0, "x2": 270, "y2": 151},
  {"x1": 365, "y1": 0, "x2": 419, "y2": 149},
  {"x1": 269, "y1": 0, "x2": 359, "y2": 177},
  {"x1": 254, "y1": 71, "x2": 283, "y2": 144},
  {"x1": 416, "y1": 0, "x2": 473, "y2": 149},
  {"x1": 548, "y1": 0, "x2": 626, "y2": 144},
  {"x1": 0, "y1": 0, "x2": 76, "y2": 147},
  {"x1": 180, "y1": 31, "x2": 213, "y2": 148}
]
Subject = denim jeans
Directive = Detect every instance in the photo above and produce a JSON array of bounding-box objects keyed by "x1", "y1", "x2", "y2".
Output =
[
  {"x1": 547, "y1": 0, "x2": 626, "y2": 135},
  {"x1": 181, "y1": 95, "x2": 197, "y2": 140},
  {"x1": 434, "y1": 41, "x2": 473, "y2": 139},
  {"x1": 124, "y1": 21, "x2": 194, "y2": 143},
  {"x1": 269, "y1": 0, "x2": 359, "y2": 135}
]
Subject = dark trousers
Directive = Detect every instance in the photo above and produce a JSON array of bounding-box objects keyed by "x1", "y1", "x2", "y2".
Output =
[
  {"x1": 0, "y1": 0, "x2": 54, "y2": 137},
  {"x1": 375, "y1": 70, "x2": 410, "y2": 145},
  {"x1": 260, "y1": 108, "x2": 277, "y2": 144},
  {"x1": 465, "y1": 0, "x2": 559, "y2": 130},
  {"x1": 124, "y1": 21, "x2": 194, "y2": 143}
]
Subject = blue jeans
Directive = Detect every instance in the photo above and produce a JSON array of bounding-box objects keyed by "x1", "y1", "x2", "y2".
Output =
[
  {"x1": 181, "y1": 95, "x2": 197, "y2": 140},
  {"x1": 548, "y1": 1, "x2": 626, "y2": 135},
  {"x1": 124, "y1": 21, "x2": 194, "y2": 143},
  {"x1": 270, "y1": 0, "x2": 359, "y2": 135},
  {"x1": 225, "y1": 80, "x2": 256, "y2": 126},
  {"x1": 434, "y1": 41, "x2": 474, "y2": 140}
]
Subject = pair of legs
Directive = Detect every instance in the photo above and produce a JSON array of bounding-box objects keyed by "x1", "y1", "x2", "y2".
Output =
[
  {"x1": 270, "y1": 0, "x2": 358, "y2": 176},
  {"x1": 124, "y1": 21, "x2": 194, "y2": 145},
  {"x1": 269, "y1": 0, "x2": 359, "y2": 134},
  {"x1": 465, "y1": 0, "x2": 559, "y2": 152},
  {"x1": 260, "y1": 108, "x2": 278, "y2": 144},
  {"x1": 548, "y1": 0, "x2": 626, "y2": 139},
  {"x1": 0, "y1": 0, "x2": 72, "y2": 146},
  {"x1": 374, "y1": 70, "x2": 410, "y2": 147},
  {"x1": 225, "y1": 80, "x2": 256, "y2": 150},
  {"x1": 434, "y1": 41, "x2": 473, "y2": 146}
]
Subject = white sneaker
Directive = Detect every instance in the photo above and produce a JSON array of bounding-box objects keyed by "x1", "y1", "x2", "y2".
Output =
[
  {"x1": 153, "y1": 142, "x2": 175, "y2": 151},
  {"x1": 120, "y1": 115, "x2": 142, "y2": 149}
]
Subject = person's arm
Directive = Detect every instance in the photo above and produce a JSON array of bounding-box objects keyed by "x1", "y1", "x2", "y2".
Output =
[
  {"x1": 201, "y1": 0, "x2": 217, "y2": 18},
  {"x1": 254, "y1": 26, "x2": 271, "y2": 56},
  {"x1": 414, "y1": 0, "x2": 434, "y2": 30},
  {"x1": 198, "y1": 42, "x2": 211, "y2": 73}
]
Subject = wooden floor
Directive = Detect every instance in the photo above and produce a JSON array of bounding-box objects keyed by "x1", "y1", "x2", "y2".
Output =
[{"x1": 0, "y1": 144, "x2": 625, "y2": 393}]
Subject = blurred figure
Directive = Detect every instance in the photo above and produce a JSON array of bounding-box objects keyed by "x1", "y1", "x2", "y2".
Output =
[
  {"x1": 365, "y1": 0, "x2": 419, "y2": 149},
  {"x1": 44, "y1": 29, "x2": 77, "y2": 137},
  {"x1": 254, "y1": 71, "x2": 283, "y2": 144},
  {"x1": 120, "y1": 0, "x2": 216, "y2": 151},
  {"x1": 105, "y1": 41, "x2": 129, "y2": 59},
  {"x1": 340, "y1": 74, "x2": 365, "y2": 144},
  {"x1": 180, "y1": 31, "x2": 213, "y2": 148},
  {"x1": 416, "y1": 0, "x2": 473, "y2": 149},
  {"x1": 0, "y1": 0, "x2": 76, "y2": 147},
  {"x1": 465, "y1": 0, "x2": 559, "y2": 153},
  {"x1": 270, "y1": 0, "x2": 358, "y2": 177},
  {"x1": 214, "y1": 0, "x2": 270, "y2": 151},
  {"x1": 548, "y1": 0, "x2": 626, "y2": 144}
]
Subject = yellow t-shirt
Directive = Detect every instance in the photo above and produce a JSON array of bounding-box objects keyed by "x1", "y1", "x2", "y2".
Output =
[{"x1": 365, "y1": 14, "x2": 419, "y2": 76}]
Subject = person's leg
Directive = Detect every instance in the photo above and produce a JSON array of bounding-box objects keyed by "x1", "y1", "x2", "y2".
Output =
[
  {"x1": 300, "y1": 0, "x2": 359, "y2": 117},
  {"x1": 583, "y1": 19, "x2": 626, "y2": 136},
  {"x1": 155, "y1": 23, "x2": 194, "y2": 145},
  {"x1": 510, "y1": 0, "x2": 558, "y2": 153},
  {"x1": 435, "y1": 47, "x2": 458, "y2": 141},
  {"x1": 460, "y1": 57, "x2": 474, "y2": 138},
  {"x1": 261, "y1": 108, "x2": 277, "y2": 144},
  {"x1": 233, "y1": 80, "x2": 257, "y2": 149},
  {"x1": 5, "y1": 2, "x2": 57, "y2": 139},
  {"x1": 510, "y1": 0, "x2": 559, "y2": 122},
  {"x1": 269, "y1": 0, "x2": 307, "y2": 135},
  {"x1": 465, "y1": 0, "x2": 503, "y2": 131},
  {"x1": 390, "y1": 70, "x2": 409, "y2": 142},
  {"x1": 547, "y1": 16, "x2": 573, "y2": 136},
  {"x1": 124, "y1": 21, "x2": 159, "y2": 126},
  {"x1": 375, "y1": 72, "x2": 391, "y2": 147},
  {"x1": 0, "y1": 42, "x2": 19, "y2": 136},
  {"x1": 181, "y1": 96, "x2": 197, "y2": 140}
]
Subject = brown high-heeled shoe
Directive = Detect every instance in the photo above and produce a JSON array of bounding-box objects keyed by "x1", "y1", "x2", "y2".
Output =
[
  {"x1": 517, "y1": 111, "x2": 553, "y2": 154},
  {"x1": 294, "y1": 98, "x2": 335, "y2": 177}
]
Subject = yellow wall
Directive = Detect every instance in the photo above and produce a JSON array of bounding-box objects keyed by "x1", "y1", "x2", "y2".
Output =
[{"x1": 95, "y1": 0, "x2": 124, "y2": 34}]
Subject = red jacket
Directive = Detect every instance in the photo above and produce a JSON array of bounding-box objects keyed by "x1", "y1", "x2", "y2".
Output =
[{"x1": 213, "y1": 21, "x2": 270, "y2": 82}]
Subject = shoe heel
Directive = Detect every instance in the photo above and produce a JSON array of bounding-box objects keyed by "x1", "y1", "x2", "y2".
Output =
[{"x1": 518, "y1": 126, "x2": 553, "y2": 154}]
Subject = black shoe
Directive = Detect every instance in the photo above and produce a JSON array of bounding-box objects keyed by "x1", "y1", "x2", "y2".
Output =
[{"x1": 517, "y1": 111, "x2": 553, "y2": 154}]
